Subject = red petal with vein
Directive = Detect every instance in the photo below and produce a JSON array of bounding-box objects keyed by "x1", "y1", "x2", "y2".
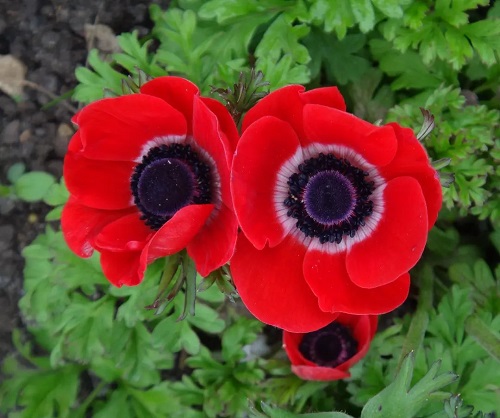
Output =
[
  {"x1": 302, "y1": 105, "x2": 398, "y2": 167},
  {"x1": 94, "y1": 213, "x2": 153, "y2": 252},
  {"x1": 100, "y1": 250, "x2": 145, "y2": 287},
  {"x1": 231, "y1": 235, "x2": 338, "y2": 332},
  {"x1": 301, "y1": 86, "x2": 346, "y2": 111},
  {"x1": 346, "y1": 177, "x2": 428, "y2": 288},
  {"x1": 141, "y1": 204, "x2": 214, "y2": 264},
  {"x1": 232, "y1": 116, "x2": 302, "y2": 249},
  {"x1": 75, "y1": 94, "x2": 187, "y2": 161},
  {"x1": 303, "y1": 249, "x2": 410, "y2": 314},
  {"x1": 192, "y1": 96, "x2": 233, "y2": 208},
  {"x1": 187, "y1": 205, "x2": 238, "y2": 277},
  {"x1": 242, "y1": 85, "x2": 307, "y2": 137},
  {"x1": 61, "y1": 198, "x2": 134, "y2": 257},
  {"x1": 64, "y1": 152, "x2": 135, "y2": 210},
  {"x1": 200, "y1": 97, "x2": 240, "y2": 154},
  {"x1": 140, "y1": 76, "x2": 199, "y2": 134},
  {"x1": 382, "y1": 123, "x2": 442, "y2": 229}
]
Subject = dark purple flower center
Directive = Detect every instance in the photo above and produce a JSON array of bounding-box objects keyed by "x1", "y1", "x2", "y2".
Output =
[
  {"x1": 299, "y1": 322, "x2": 358, "y2": 368},
  {"x1": 131, "y1": 143, "x2": 212, "y2": 230},
  {"x1": 304, "y1": 171, "x2": 356, "y2": 225},
  {"x1": 284, "y1": 153, "x2": 374, "y2": 244}
]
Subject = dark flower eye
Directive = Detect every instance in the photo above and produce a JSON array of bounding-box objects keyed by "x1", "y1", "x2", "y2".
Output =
[{"x1": 283, "y1": 314, "x2": 378, "y2": 381}]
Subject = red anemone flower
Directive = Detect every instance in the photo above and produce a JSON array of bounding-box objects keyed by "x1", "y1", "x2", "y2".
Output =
[
  {"x1": 283, "y1": 314, "x2": 377, "y2": 381},
  {"x1": 62, "y1": 76, "x2": 239, "y2": 286},
  {"x1": 230, "y1": 85, "x2": 442, "y2": 332}
]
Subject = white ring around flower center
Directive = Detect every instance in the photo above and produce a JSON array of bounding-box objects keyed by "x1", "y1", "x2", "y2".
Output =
[
  {"x1": 134, "y1": 135, "x2": 222, "y2": 223},
  {"x1": 274, "y1": 143, "x2": 386, "y2": 254}
]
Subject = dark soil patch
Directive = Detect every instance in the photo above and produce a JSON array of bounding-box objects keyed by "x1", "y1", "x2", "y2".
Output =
[{"x1": 0, "y1": 0, "x2": 169, "y2": 366}]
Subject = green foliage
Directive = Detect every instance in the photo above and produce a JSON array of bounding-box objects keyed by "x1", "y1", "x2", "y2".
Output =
[
  {"x1": 3, "y1": 0, "x2": 500, "y2": 417},
  {"x1": 387, "y1": 86, "x2": 500, "y2": 226}
]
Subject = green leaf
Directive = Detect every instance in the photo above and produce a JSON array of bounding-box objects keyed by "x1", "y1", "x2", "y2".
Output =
[
  {"x1": 14, "y1": 171, "x2": 56, "y2": 202},
  {"x1": 361, "y1": 353, "x2": 458, "y2": 418},
  {"x1": 306, "y1": 31, "x2": 370, "y2": 85},
  {"x1": 7, "y1": 162, "x2": 26, "y2": 183},
  {"x1": 255, "y1": 14, "x2": 311, "y2": 89}
]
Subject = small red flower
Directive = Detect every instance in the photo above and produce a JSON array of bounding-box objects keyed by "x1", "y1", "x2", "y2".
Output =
[
  {"x1": 283, "y1": 314, "x2": 377, "y2": 381},
  {"x1": 230, "y1": 85, "x2": 442, "y2": 332},
  {"x1": 62, "y1": 76, "x2": 239, "y2": 286}
]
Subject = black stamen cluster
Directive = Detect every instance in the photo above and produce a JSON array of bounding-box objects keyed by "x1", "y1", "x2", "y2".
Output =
[
  {"x1": 299, "y1": 322, "x2": 358, "y2": 368},
  {"x1": 284, "y1": 153, "x2": 374, "y2": 244},
  {"x1": 131, "y1": 143, "x2": 212, "y2": 230}
]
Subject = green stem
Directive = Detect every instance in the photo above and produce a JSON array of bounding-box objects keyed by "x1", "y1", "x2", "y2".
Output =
[
  {"x1": 464, "y1": 315, "x2": 500, "y2": 361},
  {"x1": 74, "y1": 380, "x2": 107, "y2": 418},
  {"x1": 397, "y1": 264, "x2": 434, "y2": 370}
]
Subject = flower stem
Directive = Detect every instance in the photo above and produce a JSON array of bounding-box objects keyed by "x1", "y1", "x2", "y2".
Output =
[
  {"x1": 464, "y1": 314, "x2": 500, "y2": 361},
  {"x1": 397, "y1": 264, "x2": 434, "y2": 370}
]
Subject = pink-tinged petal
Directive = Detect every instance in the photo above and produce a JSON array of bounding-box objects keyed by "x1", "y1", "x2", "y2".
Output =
[
  {"x1": 61, "y1": 198, "x2": 135, "y2": 257},
  {"x1": 76, "y1": 94, "x2": 187, "y2": 161},
  {"x1": 187, "y1": 205, "x2": 238, "y2": 277},
  {"x1": 303, "y1": 249, "x2": 410, "y2": 314},
  {"x1": 346, "y1": 177, "x2": 428, "y2": 288},
  {"x1": 100, "y1": 250, "x2": 145, "y2": 287},
  {"x1": 232, "y1": 116, "x2": 302, "y2": 249},
  {"x1": 140, "y1": 204, "x2": 214, "y2": 264},
  {"x1": 140, "y1": 76, "x2": 199, "y2": 134},
  {"x1": 302, "y1": 105, "x2": 398, "y2": 167},
  {"x1": 64, "y1": 152, "x2": 135, "y2": 210},
  {"x1": 291, "y1": 365, "x2": 350, "y2": 381},
  {"x1": 192, "y1": 96, "x2": 233, "y2": 208},
  {"x1": 242, "y1": 85, "x2": 308, "y2": 138},
  {"x1": 231, "y1": 235, "x2": 338, "y2": 333},
  {"x1": 301, "y1": 86, "x2": 346, "y2": 111},
  {"x1": 381, "y1": 123, "x2": 442, "y2": 229},
  {"x1": 94, "y1": 213, "x2": 153, "y2": 252},
  {"x1": 200, "y1": 97, "x2": 240, "y2": 154}
]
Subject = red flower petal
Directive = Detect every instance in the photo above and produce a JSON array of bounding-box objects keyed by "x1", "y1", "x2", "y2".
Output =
[
  {"x1": 381, "y1": 123, "x2": 442, "y2": 229},
  {"x1": 94, "y1": 213, "x2": 153, "y2": 252},
  {"x1": 75, "y1": 94, "x2": 187, "y2": 161},
  {"x1": 63, "y1": 152, "x2": 135, "y2": 210},
  {"x1": 141, "y1": 204, "x2": 214, "y2": 265},
  {"x1": 301, "y1": 86, "x2": 346, "y2": 111},
  {"x1": 346, "y1": 176, "x2": 428, "y2": 288},
  {"x1": 68, "y1": 131, "x2": 82, "y2": 153},
  {"x1": 242, "y1": 85, "x2": 347, "y2": 139},
  {"x1": 140, "y1": 76, "x2": 199, "y2": 134},
  {"x1": 291, "y1": 364, "x2": 350, "y2": 381},
  {"x1": 302, "y1": 105, "x2": 398, "y2": 167},
  {"x1": 100, "y1": 250, "x2": 145, "y2": 287},
  {"x1": 303, "y1": 249, "x2": 410, "y2": 314},
  {"x1": 192, "y1": 96, "x2": 233, "y2": 208},
  {"x1": 242, "y1": 85, "x2": 308, "y2": 137},
  {"x1": 232, "y1": 116, "x2": 302, "y2": 250},
  {"x1": 61, "y1": 198, "x2": 134, "y2": 257},
  {"x1": 200, "y1": 97, "x2": 240, "y2": 154},
  {"x1": 231, "y1": 235, "x2": 338, "y2": 332},
  {"x1": 187, "y1": 205, "x2": 238, "y2": 277},
  {"x1": 336, "y1": 314, "x2": 377, "y2": 371}
]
